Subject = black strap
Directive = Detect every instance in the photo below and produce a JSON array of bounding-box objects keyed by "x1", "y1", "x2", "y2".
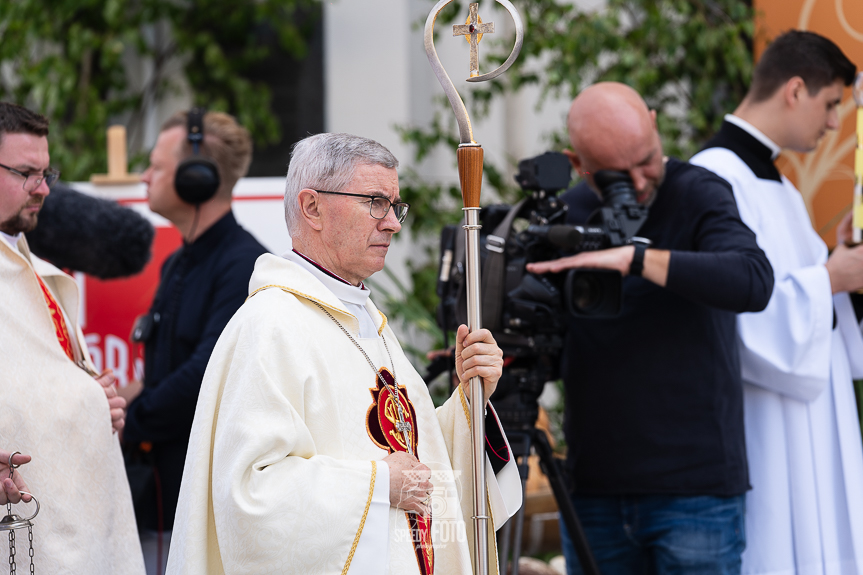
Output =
[
  {"x1": 629, "y1": 242, "x2": 647, "y2": 277},
  {"x1": 187, "y1": 108, "x2": 206, "y2": 153},
  {"x1": 482, "y1": 199, "x2": 527, "y2": 331}
]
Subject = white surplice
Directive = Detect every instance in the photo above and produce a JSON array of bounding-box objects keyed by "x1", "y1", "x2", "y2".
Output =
[
  {"x1": 166, "y1": 253, "x2": 522, "y2": 575},
  {"x1": 692, "y1": 144, "x2": 863, "y2": 575},
  {"x1": 0, "y1": 235, "x2": 145, "y2": 574}
]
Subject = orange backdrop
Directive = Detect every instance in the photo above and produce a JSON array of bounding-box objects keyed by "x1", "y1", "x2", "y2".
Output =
[{"x1": 754, "y1": 0, "x2": 863, "y2": 247}]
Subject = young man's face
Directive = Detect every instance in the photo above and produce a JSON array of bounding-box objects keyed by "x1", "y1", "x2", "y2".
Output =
[
  {"x1": 0, "y1": 132, "x2": 51, "y2": 235},
  {"x1": 789, "y1": 79, "x2": 845, "y2": 153}
]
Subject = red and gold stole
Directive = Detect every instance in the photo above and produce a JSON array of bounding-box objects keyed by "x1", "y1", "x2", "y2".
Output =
[
  {"x1": 366, "y1": 368, "x2": 435, "y2": 575},
  {"x1": 34, "y1": 273, "x2": 75, "y2": 362}
]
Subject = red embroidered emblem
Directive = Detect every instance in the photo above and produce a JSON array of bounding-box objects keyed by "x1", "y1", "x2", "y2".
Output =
[{"x1": 366, "y1": 368, "x2": 434, "y2": 575}]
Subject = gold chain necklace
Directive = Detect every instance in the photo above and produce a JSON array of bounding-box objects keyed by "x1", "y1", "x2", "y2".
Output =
[{"x1": 310, "y1": 301, "x2": 414, "y2": 456}]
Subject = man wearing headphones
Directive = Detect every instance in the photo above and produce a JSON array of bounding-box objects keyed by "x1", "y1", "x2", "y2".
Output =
[{"x1": 121, "y1": 109, "x2": 267, "y2": 574}]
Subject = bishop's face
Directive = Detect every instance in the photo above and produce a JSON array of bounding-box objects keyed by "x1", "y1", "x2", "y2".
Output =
[
  {"x1": 787, "y1": 79, "x2": 844, "y2": 153},
  {"x1": 0, "y1": 132, "x2": 51, "y2": 236},
  {"x1": 318, "y1": 164, "x2": 402, "y2": 285}
]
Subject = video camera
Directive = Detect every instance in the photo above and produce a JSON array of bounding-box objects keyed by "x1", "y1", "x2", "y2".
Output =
[{"x1": 433, "y1": 151, "x2": 650, "y2": 429}]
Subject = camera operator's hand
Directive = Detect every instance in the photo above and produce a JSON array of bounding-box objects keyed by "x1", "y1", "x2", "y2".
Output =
[
  {"x1": 456, "y1": 325, "x2": 502, "y2": 406},
  {"x1": 526, "y1": 246, "x2": 671, "y2": 287}
]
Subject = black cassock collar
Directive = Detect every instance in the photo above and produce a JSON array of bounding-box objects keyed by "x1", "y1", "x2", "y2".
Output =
[{"x1": 700, "y1": 120, "x2": 783, "y2": 183}]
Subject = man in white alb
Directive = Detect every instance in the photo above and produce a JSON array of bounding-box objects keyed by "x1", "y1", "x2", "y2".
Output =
[
  {"x1": 0, "y1": 102, "x2": 144, "y2": 573},
  {"x1": 167, "y1": 132, "x2": 522, "y2": 575},
  {"x1": 692, "y1": 30, "x2": 863, "y2": 575}
]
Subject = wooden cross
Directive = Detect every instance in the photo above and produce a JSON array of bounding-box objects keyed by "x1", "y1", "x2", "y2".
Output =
[{"x1": 453, "y1": 3, "x2": 495, "y2": 78}]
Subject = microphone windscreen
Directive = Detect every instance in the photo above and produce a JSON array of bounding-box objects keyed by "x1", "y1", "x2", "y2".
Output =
[{"x1": 25, "y1": 182, "x2": 155, "y2": 279}]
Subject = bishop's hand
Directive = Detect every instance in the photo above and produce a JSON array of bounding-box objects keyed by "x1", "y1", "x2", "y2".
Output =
[
  {"x1": 0, "y1": 451, "x2": 32, "y2": 505},
  {"x1": 456, "y1": 325, "x2": 502, "y2": 406},
  {"x1": 384, "y1": 451, "x2": 432, "y2": 516}
]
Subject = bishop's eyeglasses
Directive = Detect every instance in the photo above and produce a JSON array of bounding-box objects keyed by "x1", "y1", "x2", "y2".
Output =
[
  {"x1": 0, "y1": 162, "x2": 60, "y2": 193},
  {"x1": 315, "y1": 190, "x2": 410, "y2": 223}
]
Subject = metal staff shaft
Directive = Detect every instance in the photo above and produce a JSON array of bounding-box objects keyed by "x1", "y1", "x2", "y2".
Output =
[{"x1": 458, "y1": 142, "x2": 489, "y2": 575}]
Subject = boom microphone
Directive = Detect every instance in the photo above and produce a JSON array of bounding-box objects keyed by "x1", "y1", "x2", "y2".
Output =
[{"x1": 25, "y1": 182, "x2": 155, "y2": 279}]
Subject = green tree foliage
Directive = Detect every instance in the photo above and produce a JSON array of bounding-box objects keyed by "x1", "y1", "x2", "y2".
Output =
[
  {"x1": 391, "y1": 0, "x2": 754, "y2": 342},
  {"x1": 497, "y1": 0, "x2": 754, "y2": 156},
  {"x1": 0, "y1": 0, "x2": 320, "y2": 180}
]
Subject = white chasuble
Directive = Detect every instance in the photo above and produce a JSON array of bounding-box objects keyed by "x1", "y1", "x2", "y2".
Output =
[
  {"x1": 692, "y1": 147, "x2": 863, "y2": 575},
  {"x1": 0, "y1": 236, "x2": 145, "y2": 574},
  {"x1": 166, "y1": 253, "x2": 522, "y2": 575}
]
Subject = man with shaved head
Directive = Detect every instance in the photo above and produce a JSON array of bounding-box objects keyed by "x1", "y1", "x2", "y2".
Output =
[{"x1": 528, "y1": 83, "x2": 773, "y2": 574}]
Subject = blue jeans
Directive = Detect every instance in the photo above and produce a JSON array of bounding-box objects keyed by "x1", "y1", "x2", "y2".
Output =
[{"x1": 559, "y1": 494, "x2": 745, "y2": 575}]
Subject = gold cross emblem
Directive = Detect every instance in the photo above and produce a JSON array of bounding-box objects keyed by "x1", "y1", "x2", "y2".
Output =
[{"x1": 452, "y1": 3, "x2": 495, "y2": 78}]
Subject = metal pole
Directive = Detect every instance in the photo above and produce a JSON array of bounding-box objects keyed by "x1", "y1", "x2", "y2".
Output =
[{"x1": 464, "y1": 205, "x2": 488, "y2": 575}]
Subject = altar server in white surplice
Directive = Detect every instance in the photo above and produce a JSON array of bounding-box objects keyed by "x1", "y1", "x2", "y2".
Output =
[
  {"x1": 167, "y1": 133, "x2": 522, "y2": 575},
  {"x1": 691, "y1": 30, "x2": 863, "y2": 575}
]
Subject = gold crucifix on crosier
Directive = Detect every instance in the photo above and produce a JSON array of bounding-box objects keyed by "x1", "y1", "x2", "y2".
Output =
[{"x1": 452, "y1": 4, "x2": 494, "y2": 78}]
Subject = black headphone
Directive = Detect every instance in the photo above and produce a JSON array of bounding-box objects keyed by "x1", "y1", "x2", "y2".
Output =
[{"x1": 174, "y1": 107, "x2": 221, "y2": 205}]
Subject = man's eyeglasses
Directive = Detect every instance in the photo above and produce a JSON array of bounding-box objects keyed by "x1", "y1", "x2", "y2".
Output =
[
  {"x1": 315, "y1": 190, "x2": 410, "y2": 223},
  {"x1": 0, "y1": 162, "x2": 60, "y2": 192}
]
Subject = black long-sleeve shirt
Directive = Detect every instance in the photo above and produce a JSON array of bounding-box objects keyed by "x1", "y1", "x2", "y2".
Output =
[
  {"x1": 124, "y1": 210, "x2": 267, "y2": 529},
  {"x1": 560, "y1": 158, "x2": 773, "y2": 496}
]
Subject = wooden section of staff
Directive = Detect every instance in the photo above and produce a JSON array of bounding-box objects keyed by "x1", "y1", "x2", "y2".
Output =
[
  {"x1": 458, "y1": 145, "x2": 484, "y2": 208},
  {"x1": 90, "y1": 125, "x2": 140, "y2": 185}
]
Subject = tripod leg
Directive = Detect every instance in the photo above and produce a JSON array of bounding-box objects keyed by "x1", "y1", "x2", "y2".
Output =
[
  {"x1": 498, "y1": 517, "x2": 512, "y2": 575},
  {"x1": 510, "y1": 474, "x2": 528, "y2": 575},
  {"x1": 532, "y1": 430, "x2": 601, "y2": 575},
  {"x1": 499, "y1": 430, "x2": 532, "y2": 575}
]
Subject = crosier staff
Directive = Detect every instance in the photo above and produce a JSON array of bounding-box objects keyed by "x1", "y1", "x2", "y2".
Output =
[{"x1": 423, "y1": 3, "x2": 523, "y2": 575}]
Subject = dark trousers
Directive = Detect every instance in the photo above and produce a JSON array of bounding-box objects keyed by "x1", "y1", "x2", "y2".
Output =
[{"x1": 560, "y1": 494, "x2": 746, "y2": 575}]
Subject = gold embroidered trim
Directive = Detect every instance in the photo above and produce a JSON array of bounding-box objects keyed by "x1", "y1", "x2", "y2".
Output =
[
  {"x1": 377, "y1": 310, "x2": 388, "y2": 335},
  {"x1": 458, "y1": 385, "x2": 471, "y2": 428},
  {"x1": 341, "y1": 460, "x2": 377, "y2": 575},
  {"x1": 488, "y1": 491, "x2": 499, "y2": 574},
  {"x1": 247, "y1": 283, "x2": 361, "y2": 328}
]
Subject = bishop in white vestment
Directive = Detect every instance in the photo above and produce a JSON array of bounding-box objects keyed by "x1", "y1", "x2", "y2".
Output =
[
  {"x1": 693, "y1": 115, "x2": 863, "y2": 575},
  {"x1": 167, "y1": 133, "x2": 522, "y2": 575}
]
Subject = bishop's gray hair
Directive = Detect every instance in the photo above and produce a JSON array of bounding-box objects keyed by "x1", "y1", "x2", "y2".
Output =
[{"x1": 284, "y1": 133, "x2": 399, "y2": 235}]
